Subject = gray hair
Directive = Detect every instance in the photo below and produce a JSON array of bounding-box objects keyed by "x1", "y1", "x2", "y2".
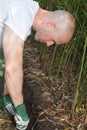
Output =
[{"x1": 49, "y1": 10, "x2": 75, "y2": 37}]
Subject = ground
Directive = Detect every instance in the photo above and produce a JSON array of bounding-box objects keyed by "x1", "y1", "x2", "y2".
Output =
[{"x1": 0, "y1": 40, "x2": 87, "y2": 130}]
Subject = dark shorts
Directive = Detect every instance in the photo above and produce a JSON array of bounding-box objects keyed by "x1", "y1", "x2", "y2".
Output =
[{"x1": 0, "y1": 49, "x2": 5, "y2": 97}]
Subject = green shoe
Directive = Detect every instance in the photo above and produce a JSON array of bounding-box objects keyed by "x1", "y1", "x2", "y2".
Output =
[
  {"x1": 0, "y1": 94, "x2": 15, "y2": 115},
  {"x1": 14, "y1": 104, "x2": 29, "y2": 130}
]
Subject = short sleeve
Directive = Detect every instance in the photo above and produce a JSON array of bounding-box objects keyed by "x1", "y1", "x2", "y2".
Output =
[{"x1": 5, "y1": 4, "x2": 34, "y2": 41}]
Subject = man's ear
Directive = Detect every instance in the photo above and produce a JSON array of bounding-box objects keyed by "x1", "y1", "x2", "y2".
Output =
[{"x1": 47, "y1": 22, "x2": 56, "y2": 28}]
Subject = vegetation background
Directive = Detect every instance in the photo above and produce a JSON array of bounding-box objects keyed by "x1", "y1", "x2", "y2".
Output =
[
  {"x1": 33, "y1": 0, "x2": 87, "y2": 114},
  {"x1": 0, "y1": 0, "x2": 87, "y2": 130}
]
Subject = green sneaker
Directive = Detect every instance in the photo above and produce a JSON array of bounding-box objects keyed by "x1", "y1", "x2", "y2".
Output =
[
  {"x1": 0, "y1": 94, "x2": 15, "y2": 115},
  {"x1": 14, "y1": 104, "x2": 29, "y2": 130}
]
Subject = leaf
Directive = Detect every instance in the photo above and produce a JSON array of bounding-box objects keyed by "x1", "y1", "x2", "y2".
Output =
[{"x1": 0, "y1": 71, "x2": 3, "y2": 76}]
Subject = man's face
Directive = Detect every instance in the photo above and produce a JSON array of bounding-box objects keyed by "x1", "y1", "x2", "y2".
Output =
[
  {"x1": 35, "y1": 27, "x2": 71, "y2": 46},
  {"x1": 35, "y1": 28, "x2": 55, "y2": 46}
]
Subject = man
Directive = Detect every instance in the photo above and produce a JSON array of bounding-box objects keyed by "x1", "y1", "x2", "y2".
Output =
[{"x1": 0, "y1": 0, "x2": 75, "y2": 129}]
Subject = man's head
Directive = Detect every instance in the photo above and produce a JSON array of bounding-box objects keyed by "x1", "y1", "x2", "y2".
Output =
[{"x1": 33, "y1": 9, "x2": 75, "y2": 46}]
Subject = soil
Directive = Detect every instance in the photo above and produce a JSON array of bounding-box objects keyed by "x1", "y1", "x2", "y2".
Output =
[{"x1": 0, "y1": 39, "x2": 87, "y2": 130}]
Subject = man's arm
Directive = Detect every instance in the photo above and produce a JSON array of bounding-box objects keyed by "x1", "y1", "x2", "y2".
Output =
[{"x1": 3, "y1": 26, "x2": 24, "y2": 107}]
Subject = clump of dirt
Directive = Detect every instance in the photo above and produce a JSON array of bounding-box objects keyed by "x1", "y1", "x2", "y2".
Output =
[{"x1": 0, "y1": 40, "x2": 87, "y2": 130}]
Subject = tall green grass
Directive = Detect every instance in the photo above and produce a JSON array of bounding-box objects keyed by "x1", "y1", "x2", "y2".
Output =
[{"x1": 35, "y1": 0, "x2": 87, "y2": 114}]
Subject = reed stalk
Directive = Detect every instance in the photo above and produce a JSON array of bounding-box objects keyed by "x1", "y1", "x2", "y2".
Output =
[{"x1": 72, "y1": 37, "x2": 87, "y2": 115}]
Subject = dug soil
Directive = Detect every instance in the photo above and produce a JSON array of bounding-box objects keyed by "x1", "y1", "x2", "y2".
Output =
[{"x1": 0, "y1": 39, "x2": 87, "y2": 130}]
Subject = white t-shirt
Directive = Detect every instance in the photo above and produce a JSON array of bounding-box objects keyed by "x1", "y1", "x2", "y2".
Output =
[{"x1": 0, "y1": 0, "x2": 39, "y2": 47}]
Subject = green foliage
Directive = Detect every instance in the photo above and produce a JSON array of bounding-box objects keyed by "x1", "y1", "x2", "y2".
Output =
[
  {"x1": 0, "y1": 60, "x2": 5, "y2": 76},
  {"x1": 72, "y1": 37, "x2": 87, "y2": 115},
  {"x1": 0, "y1": 49, "x2": 5, "y2": 97},
  {"x1": 0, "y1": 49, "x2": 5, "y2": 77}
]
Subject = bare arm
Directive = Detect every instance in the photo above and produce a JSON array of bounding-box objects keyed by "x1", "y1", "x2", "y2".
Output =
[{"x1": 3, "y1": 26, "x2": 24, "y2": 107}]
